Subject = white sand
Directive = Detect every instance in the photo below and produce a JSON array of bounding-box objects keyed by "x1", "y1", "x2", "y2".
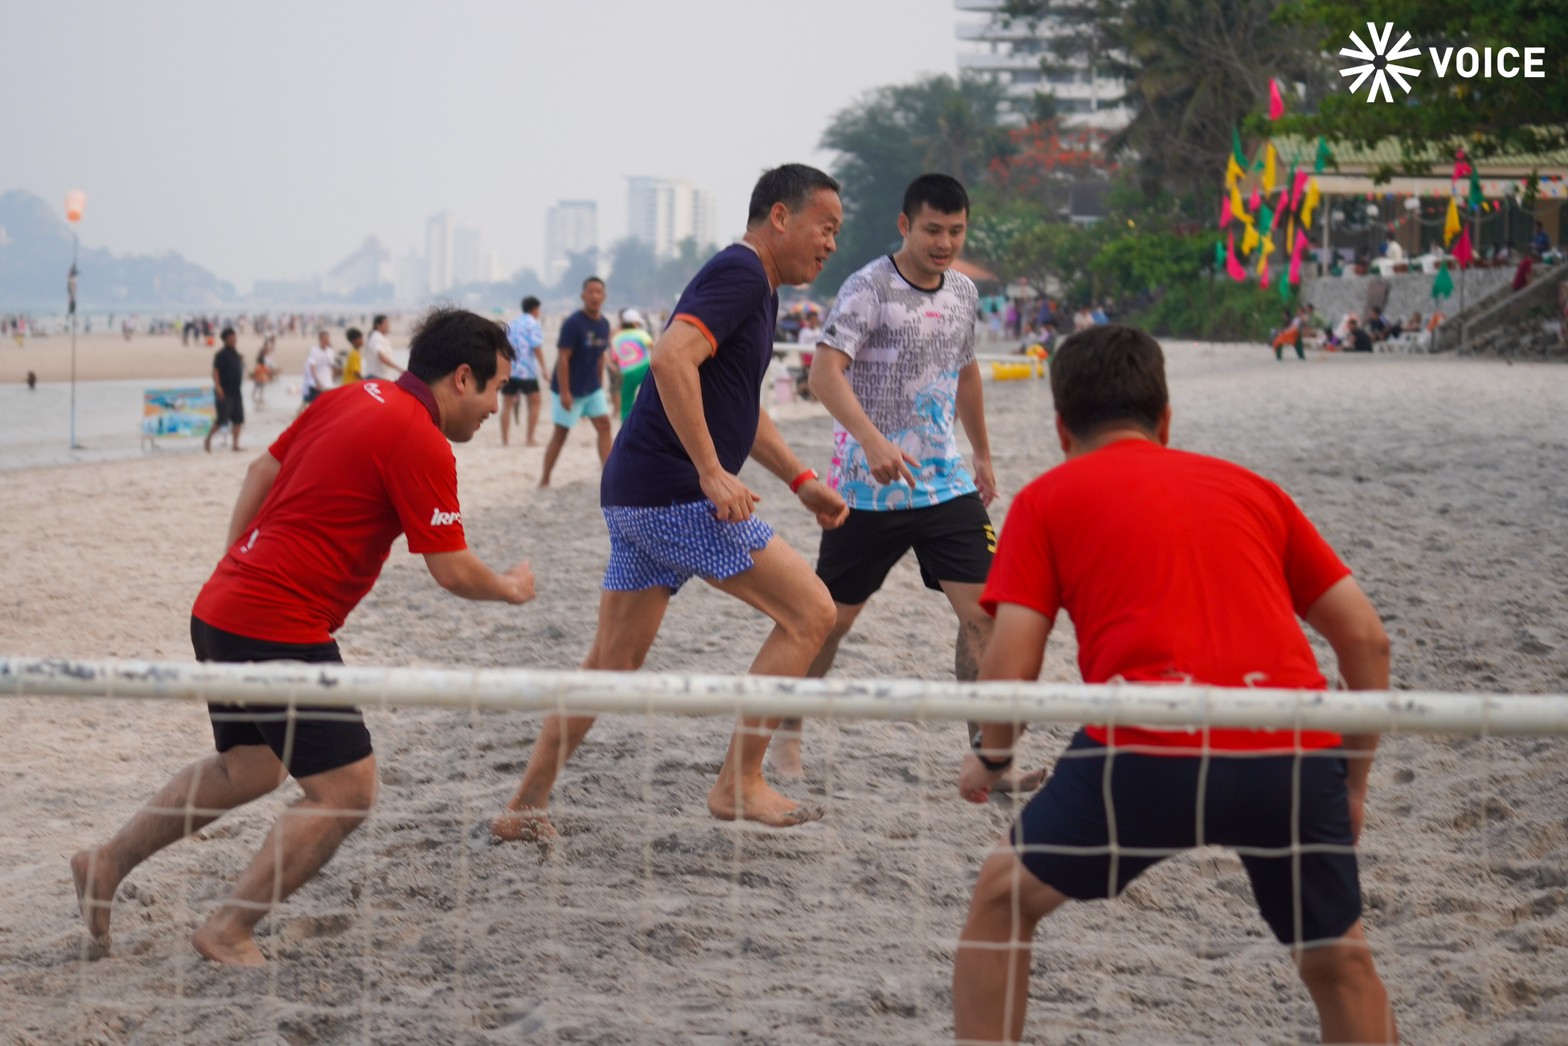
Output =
[{"x1": 1, "y1": 341, "x2": 1566, "y2": 1043}]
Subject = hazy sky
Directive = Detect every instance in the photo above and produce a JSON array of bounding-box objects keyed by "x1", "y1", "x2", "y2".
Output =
[{"x1": 3, "y1": 1, "x2": 963, "y2": 290}]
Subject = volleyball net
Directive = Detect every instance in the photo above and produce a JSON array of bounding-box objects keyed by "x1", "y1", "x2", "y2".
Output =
[{"x1": 3, "y1": 655, "x2": 1565, "y2": 1043}]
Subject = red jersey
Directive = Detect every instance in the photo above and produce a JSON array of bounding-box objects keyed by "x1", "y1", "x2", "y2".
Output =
[
  {"x1": 193, "y1": 375, "x2": 467, "y2": 644},
  {"x1": 981, "y1": 439, "x2": 1350, "y2": 753}
]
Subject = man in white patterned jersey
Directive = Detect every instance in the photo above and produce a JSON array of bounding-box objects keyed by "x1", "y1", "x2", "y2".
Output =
[{"x1": 775, "y1": 174, "x2": 1014, "y2": 780}]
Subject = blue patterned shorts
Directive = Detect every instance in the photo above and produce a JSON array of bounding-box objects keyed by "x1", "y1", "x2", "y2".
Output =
[{"x1": 602, "y1": 500, "x2": 774, "y2": 593}]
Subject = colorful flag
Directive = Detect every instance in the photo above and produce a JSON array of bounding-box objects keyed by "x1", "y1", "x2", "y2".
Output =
[
  {"x1": 1241, "y1": 221, "x2": 1260, "y2": 257},
  {"x1": 1269, "y1": 79, "x2": 1285, "y2": 120},
  {"x1": 1232, "y1": 126, "x2": 1247, "y2": 168},
  {"x1": 1288, "y1": 228, "x2": 1308, "y2": 285},
  {"x1": 1301, "y1": 179, "x2": 1321, "y2": 229},
  {"x1": 1261, "y1": 143, "x2": 1278, "y2": 193},
  {"x1": 1443, "y1": 196, "x2": 1461, "y2": 244},
  {"x1": 1432, "y1": 263, "x2": 1454, "y2": 299},
  {"x1": 1225, "y1": 154, "x2": 1244, "y2": 188},
  {"x1": 1453, "y1": 151, "x2": 1472, "y2": 180},
  {"x1": 1453, "y1": 226, "x2": 1473, "y2": 268},
  {"x1": 1230, "y1": 182, "x2": 1246, "y2": 221},
  {"x1": 1221, "y1": 193, "x2": 1232, "y2": 228},
  {"x1": 1313, "y1": 137, "x2": 1332, "y2": 174},
  {"x1": 1468, "y1": 168, "x2": 1484, "y2": 210},
  {"x1": 1226, "y1": 230, "x2": 1247, "y2": 281}
]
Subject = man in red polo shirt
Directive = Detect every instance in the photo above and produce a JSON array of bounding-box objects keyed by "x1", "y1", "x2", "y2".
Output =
[
  {"x1": 71, "y1": 307, "x2": 536, "y2": 966},
  {"x1": 952, "y1": 325, "x2": 1397, "y2": 1043}
]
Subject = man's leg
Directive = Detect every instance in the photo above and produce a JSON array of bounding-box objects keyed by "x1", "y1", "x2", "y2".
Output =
[
  {"x1": 191, "y1": 753, "x2": 378, "y2": 966},
  {"x1": 953, "y1": 845, "x2": 1069, "y2": 1044},
  {"x1": 773, "y1": 600, "x2": 868, "y2": 778},
  {"x1": 71, "y1": 744, "x2": 287, "y2": 943},
  {"x1": 493, "y1": 587, "x2": 672, "y2": 844},
  {"x1": 500, "y1": 395, "x2": 516, "y2": 445},
  {"x1": 590, "y1": 414, "x2": 613, "y2": 464},
  {"x1": 704, "y1": 537, "x2": 836, "y2": 826},
  {"x1": 230, "y1": 422, "x2": 243, "y2": 452},
  {"x1": 1295, "y1": 921, "x2": 1398, "y2": 1042},
  {"x1": 538, "y1": 424, "x2": 571, "y2": 487},
  {"x1": 524, "y1": 392, "x2": 541, "y2": 446}
]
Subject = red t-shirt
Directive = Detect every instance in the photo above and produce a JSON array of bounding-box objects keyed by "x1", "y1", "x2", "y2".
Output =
[
  {"x1": 193, "y1": 375, "x2": 468, "y2": 644},
  {"x1": 981, "y1": 439, "x2": 1350, "y2": 753}
]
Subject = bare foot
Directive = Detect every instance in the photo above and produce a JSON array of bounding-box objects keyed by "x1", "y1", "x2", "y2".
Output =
[
  {"x1": 769, "y1": 736, "x2": 805, "y2": 781},
  {"x1": 525, "y1": 440, "x2": 540, "y2": 448},
  {"x1": 192, "y1": 920, "x2": 267, "y2": 966},
  {"x1": 1000, "y1": 766, "x2": 1047, "y2": 793},
  {"x1": 490, "y1": 808, "x2": 559, "y2": 862},
  {"x1": 70, "y1": 849, "x2": 119, "y2": 942},
  {"x1": 707, "y1": 780, "x2": 823, "y2": 827}
]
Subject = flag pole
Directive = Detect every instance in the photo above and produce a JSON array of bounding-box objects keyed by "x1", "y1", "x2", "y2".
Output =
[{"x1": 65, "y1": 190, "x2": 85, "y2": 452}]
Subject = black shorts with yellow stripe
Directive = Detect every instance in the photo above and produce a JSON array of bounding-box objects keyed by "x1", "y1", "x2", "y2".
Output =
[{"x1": 815, "y1": 492, "x2": 996, "y2": 606}]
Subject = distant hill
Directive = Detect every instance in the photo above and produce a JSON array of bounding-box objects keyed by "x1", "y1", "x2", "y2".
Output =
[{"x1": 0, "y1": 190, "x2": 236, "y2": 311}]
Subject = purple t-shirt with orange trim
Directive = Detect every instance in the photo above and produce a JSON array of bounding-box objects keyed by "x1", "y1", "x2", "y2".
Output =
[{"x1": 601, "y1": 244, "x2": 777, "y2": 507}]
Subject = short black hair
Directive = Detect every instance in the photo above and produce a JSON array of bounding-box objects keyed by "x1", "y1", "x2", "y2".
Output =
[
  {"x1": 406, "y1": 306, "x2": 515, "y2": 387},
  {"x1": 583, "y1": 275, "x2": 604, "y2": 289},
  {"x1": 372, "y1": 314, "x2": 388, "y2": 328},
  {"x1": 521, "y1": 296, "x2": 541, "y2": 312},
  {"x1": 220, "y1": 327, "x2": 235, "y2": 340},
  {"x1": 747, "y1": 164, "x2": 840, "y2": 226},
  {"x1": 1048, "y1": 325, "x2": 1168, "y2": 441},
  {"x1": 345, "y1": 327, "x2": 363, "y2": 344},
  {"x1": 902, "y1": 173, "x2": 969, "y2": 219}
]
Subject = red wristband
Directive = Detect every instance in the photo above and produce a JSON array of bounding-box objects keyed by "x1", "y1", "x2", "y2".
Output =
[{"x1": 789, "y1": 468, "x2": 818, "y2": 494}]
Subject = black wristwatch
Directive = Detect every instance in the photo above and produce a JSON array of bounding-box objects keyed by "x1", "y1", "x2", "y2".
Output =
[{"x1": 971, "y1": 729, "x2": 1014, "y2": 773}]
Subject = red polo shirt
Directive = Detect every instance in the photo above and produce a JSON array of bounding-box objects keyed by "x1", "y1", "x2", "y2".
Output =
[
  {"x1": 982, "y1": 439, "x2": 1351, "y2": 753},
  {"x1": 193, "y1": 374, "x2": 468, "y2": 644}
]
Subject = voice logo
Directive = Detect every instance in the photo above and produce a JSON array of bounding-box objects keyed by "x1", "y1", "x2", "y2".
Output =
[{"x1": 1339, "y1": 22, "x2": 1547, "y2": 103}]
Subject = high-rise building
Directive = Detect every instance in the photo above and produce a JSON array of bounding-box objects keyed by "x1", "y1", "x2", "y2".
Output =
[
  {"x1": 426, "y1": 213, "x2": 454, "y2": 295},
  {"x1": 546, "y1": 200, "x2": 599, "y2": 284},
  {"x1": 627, "y1": 178, "x2": 719, "y2": 260},
  {"x1": 452, "y1": 223, "x2": 483, "y2": 287},
  {"x1": 954, "y1": 0, "x2": 1129, "y2": 130},
  {"x1": 322, "y1": 236, "x2": 391, "y2": 298}
]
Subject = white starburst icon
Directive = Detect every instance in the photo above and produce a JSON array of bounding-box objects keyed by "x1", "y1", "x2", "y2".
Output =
[{"x1": 1339, "y1": 22, "x2": 1421, "y2": 103}]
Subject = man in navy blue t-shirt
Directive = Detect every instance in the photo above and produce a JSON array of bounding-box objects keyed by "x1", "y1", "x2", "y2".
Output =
[
  {"x1": 539, "y1": 275, "x2": 613, "y2": 487},
  {"x1": 495, "y1": 165, "x2": 850, "y2": 842}
]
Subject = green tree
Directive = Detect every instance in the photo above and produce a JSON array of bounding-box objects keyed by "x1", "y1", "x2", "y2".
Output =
[{"x1": 818, "y1": 74, "x2": 1016, "y2": 290}]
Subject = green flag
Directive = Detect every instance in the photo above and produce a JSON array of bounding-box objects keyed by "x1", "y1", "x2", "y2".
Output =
[
  {"x1": 1468, "y1": 168, "x2": 1485, "y2": 210},
  {"x1": 1314, "y1": 136, "x2": 1332, "y2": 174},
  {"x1": 1215, "y1": 239, "x2": 1225, "y2": 269},
  {"x1": 1432, "y1": 263, "x2": 1454, "y2": 300},
  {"x1": 1233, "y1": 126, "x2": 1247, "y2": 168},
  {"x1": 1278, "y1": 271, "x2": 1291, "y2": 302}
]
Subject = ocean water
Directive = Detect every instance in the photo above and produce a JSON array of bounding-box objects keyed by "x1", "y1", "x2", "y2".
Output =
[{"x1": 0, "y1": 377, "x2": 296, "y2": 470}]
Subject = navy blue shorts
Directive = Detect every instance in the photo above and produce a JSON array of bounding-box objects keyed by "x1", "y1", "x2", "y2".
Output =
[
  {"x1": 1012, "y1": 730, "x2": 1362, "y2": 945},
  {"x1": 191, "y1": 616, "x2": 373, "y2": 780}
]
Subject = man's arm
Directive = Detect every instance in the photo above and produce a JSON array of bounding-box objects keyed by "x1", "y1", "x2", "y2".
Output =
[
  {"x1": 423, "y1": 550, "x2": 536, "y2": 604},
  {"x1": 555, "y1": 348, "x2": 574, "y2": 409},
  {"x1": 1304, "y1": 575, "x2": 1391, "y2": 842},
  {"x1": 954, "y1": 360, "x2": 997, "y2": 505},
  {"x1": 225, "y1": 452, "x2": 282, "y2": 547},
  {"x1": 749, "y1": 411, "x2": 848, "y2": 530},
  {"x1": 808, "y1": 347, "x2": 917, "y2": 488},
  {"x1": 958, "y1": 602, "x2": 1052, "y2": 803},
  {"x1": 212, "y1": 366, "x2": 225, "y2": 399},
  {"x1": 375, "y1": 339, "x2": 403, "y2": 375},
  {"x1": 648, "y1": 319, "x2": 755, "y2": 520}
]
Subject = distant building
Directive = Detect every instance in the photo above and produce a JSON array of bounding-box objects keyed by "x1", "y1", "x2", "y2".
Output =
[
  {"x1": 546, "y1": 200, "x2": 598, "y2": 284},
  {"x1": 627, "y1": 177, "x2": 718, "y2": 259},
  {"x1": 322, "y1": 236, "x2": 391, "y2": 298},
  {"x1": 426, "y1": 213, "x2": 454, "y2": 295},
  {"x1": 955, "y1": 0, "x2": 1129, "y2": 130},
  {"x1": 452, "y1": 223, "x2": 483, "y2": 288}
]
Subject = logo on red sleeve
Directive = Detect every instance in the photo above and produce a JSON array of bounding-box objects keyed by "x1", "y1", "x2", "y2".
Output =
[
  {"x1": 429, "y1": 508, "x2": 462, "y2": 526},
  {"x1": 365, "y1": 383, "x2": 386, "y2": 404}
]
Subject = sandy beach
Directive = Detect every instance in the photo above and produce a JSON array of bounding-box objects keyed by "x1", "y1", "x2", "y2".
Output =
[{"x1": 1, "y1": 334, "x2": 1566, "y2": 1043}]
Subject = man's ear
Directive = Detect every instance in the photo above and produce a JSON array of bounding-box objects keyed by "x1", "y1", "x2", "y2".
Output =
[
  {"x1": 1055, "y1": 412, "x2": 1073, "y2": 455},
  {"x1": 1156, "y1": 404, "x2": 1173, "y2": 446}
]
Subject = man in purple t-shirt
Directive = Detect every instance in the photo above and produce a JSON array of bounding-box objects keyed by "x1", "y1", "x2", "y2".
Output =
[{"x1": 494, "y1": 165, "x2": 850, "y2": 842}]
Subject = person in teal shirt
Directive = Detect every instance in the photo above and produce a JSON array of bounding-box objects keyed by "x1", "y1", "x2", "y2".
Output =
[{"x1": 610, "y1": 308, "x2": 654, "y2": 423}]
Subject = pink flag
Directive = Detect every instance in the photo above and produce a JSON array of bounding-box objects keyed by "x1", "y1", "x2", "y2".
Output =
[
  {"x1": 1290, "y1": 169, "x2": 1311, "y2": 211},
  {"x1": 1453, "y1": 226, "x2": 1473, "y2": 268},
  {"x1": 1269, "y1": 79, "x2": 1285, "y2": 120},
  {"x1": 1289, "y1": 231, "x2": 1307, "y2": 284},
  {"x1": 1249, "y1": 188, "x2": 1261, "y2": 212},
  {"x1": 1453, "y1": 150, "x2": 1472, "y2": 180},
  {"x1": 1225, "y1": 230, "x2": 1247, "y2": 281},
  {"x1": 1221, "y1": 194, "x2": 1232, "y2": 228}
]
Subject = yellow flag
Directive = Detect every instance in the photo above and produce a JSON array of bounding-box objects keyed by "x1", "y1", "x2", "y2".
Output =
[
  {"x1": 1229, "y1": 182, "x2": 1246, "y2": 221},
  {"x1": 1444, "y1": 196, "x2": 1461, "y2": 244},
  {"x1": 1261, "y1": 143, "x2": 1278, "y2": 194},
  {"x1": 1287, "y1": 218, "x2": 1296, "y2": 253},
  {"x1": 1241, "y1": 222, "x2": 1260, "y2": 256},
  {"x1": 1301, "y1": 179, "x2": 1320, "y2": 229},
  {"x1": 1225, "y1": 154, "x2": 1244, "y2": 188},
  {"x1": 1257, "y1": 237, "x2": 1274, "y2": 277}
]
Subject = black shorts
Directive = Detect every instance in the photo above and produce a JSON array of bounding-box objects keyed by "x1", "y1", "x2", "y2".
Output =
[
  {"x1": 214, "y1": 393, "x2": 244, "y2": 427},
  {"x1": 503, "y1": 377, "x2": 538, "y2": 396},
  {"x1": 1013, "y1": 730, "x2": 1362, "y2": 945},
  {"x1": 815, "y1": 493, "x2": 995, "y2": 605},
  {"x1": 190, "y1": 616, "x2": 373, "y2": 779}
]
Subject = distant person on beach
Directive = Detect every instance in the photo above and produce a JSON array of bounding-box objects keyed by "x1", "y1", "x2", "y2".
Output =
[
  {"x1": 952, "y1": 324, "x2": 1396, "y2": 1044},
  {"x1": 1345, "y1": 316, "x2": 1374, "y2": 353},
  {"x1": 251, "y1": 336, "x2": 277, "y2": 405},
  {"x1": 302, "y1": 330, "x2": 336, "y2": 409},
  {"x1": 71, "y1": 307, "x2": 536, "y2": 967},
  {"x1": 502, "y1": 296, "x2": 546, "y2": 446},
  {"x1": 538, "y1": 277, "x2": 612, "y2": 487},
  {"x1": 361, "y1": 315, "x2": 403, "y2": 381},
  {"x1": 493, "y1": 164, "x2": 849, "y2": 846},
  {"x1": 775, "y1": 174, "x2": 1004, "y2": 782},
  {"x1": 610, "y1": 308, "x2": 653, "y2": 423},
  {"x1": 204, "y1": 327, "x2": 245, "y2": 453},
  {"x1": 341, "y1": 328, "x2": 364, "y2": 384},
  {"x1": 26, "y1": 370, "x2": 36, "y2": 390}
]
